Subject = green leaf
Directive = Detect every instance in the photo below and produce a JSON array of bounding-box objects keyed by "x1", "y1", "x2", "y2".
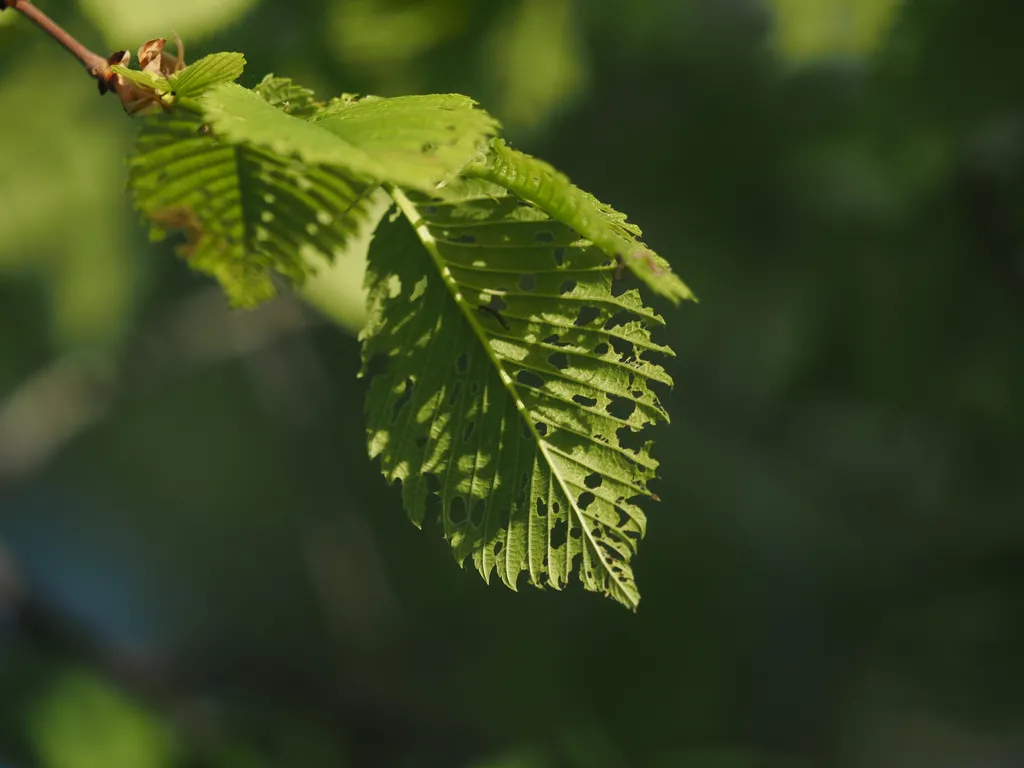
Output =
[
  {"x1": 109, "y1": 64, "x2": 170, "y2": 94},
  {"x1": 467, "y1": 139, "x2": 696, "y2": 304},
  {"x1": 201, "y1": 83, "x2": 387, "y2": 184},
  {"x1": 311, "y1": 94, "x2": 501, "y2": 190},
  {"x1": 129, "y1": 110, "x2": 375, "y2": 307},
  {"x1": 200, "y1": 84, "x2": 499, "y2": 192},
  {"x1": 361, "y1": 180, "x2": 673, "y2": 609},
  {"x1": 169, "y1": 52, "x2": 245, "y2": 97},
  {"x1": 254, "y1": 74, "x2": 321, "y2": 117}
]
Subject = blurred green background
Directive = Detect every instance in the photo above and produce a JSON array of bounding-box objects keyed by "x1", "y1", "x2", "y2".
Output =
[{"x1": 1, "y1": 0, "x2": 1023, "y2": 766}]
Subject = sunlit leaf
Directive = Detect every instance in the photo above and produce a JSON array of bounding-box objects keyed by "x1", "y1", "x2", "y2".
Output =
[
  {"x1": 130, "y1": 109, "x2": 375, "y2": 307},
  {"x1": 362, "y1": 180, "x2": 673, "y2": 609},
  {"x1": 254, "y1": 74, "x2": 321, "y2": 117},
  {"x1": 169, "y1": 52, "x2": 245, "y2": 97},
  {"x1": 201, "y1": 84, "x2": 499, "y2": 192},
  {"x1": 467, "y1": 140, "x2": 695, "y2": 304}
]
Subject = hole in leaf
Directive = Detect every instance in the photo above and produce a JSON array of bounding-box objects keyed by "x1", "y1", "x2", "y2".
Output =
[
  {"x1": 610, "y1": 275, "x2": 629, "y2": 298},
  {"x1": 570, "y1": 528, "x2": 582, "y2": 540},
  {"x1": 551, "y1": 519, "x2": 568, "y2": 549},
  {"x1": 624, "y1": 529, "x2": 641, "y2": 541},
  {"x1": 494, "y1": 540, "x2": 504, "y2": 556},
  {"x1": 593, "y1": 342, "x2": 610, "y2": 355},
  {"x1": 542, "y1": 334, "x2": 560, "y2": 345},
  {"x1": 553, "y1": 501, "x2": 560, "y2": 516},
  {"x1": 517, "y1": 199, "x2": 532, "y2": 208},
  {"x1": 456, "y1": 353, "x2": 468, "y2": 373},
  {"x1": 599, "y1": 541, "x2": 625, "y2": 563},
  {"x1": 575, "y1": 306, "x2": 600, "y2": 326},
  {"x1": 606, "y1": 395, "x2": 637, "y2": 420},
  {"x1": 392, "y1": 378, "x2": 414, "y2": 422},
  {"x1": 518, "y1": 274, "x2": 537, "y2": 291},
  {"x1": 517, "y1": 370, "x2": 545, "y2": 389},
  {"x1": 421, "y1": 205, "x2": 438, "y2": 215},
  {"x1": 548, "y1": 352, "x2": 569, "y2": 370},
  {"x1": 616, "y1": 507, "x2": 631, "y2": 527},
  {"x1": 559, "y1": 280, "x2": 577, "y2": 295},
  {"x1": 604, "y1": 311, "x2": 633, "y2": 330},
  {"x1": 453, "y1": 233, "x2": 476, "y2": 244},
  {"x1": 577, "y1": 492, "x2": 596, "y2": 510},
  {"x1": 553, "y1": 247, "x2": 566, "y2": 266},
  {"x1": 463, "y1": 421, "x2": 476, "y2": 441},
  {"x1": 536, "y1": 498, "x2": 548, "y2": 517},
  {"x1": 535, "y1": 422, "x2": 548, "y2": 436},
  {"x1": 632, "y1": 390, "x2": 644, "y2": 399},
  {"x1": 584, "y1": 473, "x2": 603, "y2": 489},
  {"x1": 449, "y1": 496, "x2": 467, "y2": 525},
  {"x1": 617, "y1": 426, "x2": 646, "y2": 453},
  {"x1": 575, "y1": 558, "x2": 589, "y2": 585},
  {"x1": 638, "y1": 348, "x2": 658, "y2": 363},
  {"x1": 470, "y1": 499, "x2": 484, "y2": 528},
  {"x1": 535, "y1": 231, "x2": 554, "y2": 243},
  {"x1": 609, "y1": 336, "x2": 635, "y2": 360},
  {"x1": 573, "y1": 394, "x2": 598, "y2": 408}
]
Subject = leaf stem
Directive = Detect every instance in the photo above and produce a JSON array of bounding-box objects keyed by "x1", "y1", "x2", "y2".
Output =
[{"x1": 2, "y1": 0, "x2": 113, "y2": 86}]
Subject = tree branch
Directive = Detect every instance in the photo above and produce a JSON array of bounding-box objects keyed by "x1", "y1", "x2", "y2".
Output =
[{"x1": 2, "y1": 0, "x2": 113, "y2": 86}]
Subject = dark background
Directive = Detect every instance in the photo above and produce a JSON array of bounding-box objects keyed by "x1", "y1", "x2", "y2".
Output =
[{"x1": 1, "y1": 0, "x2": 1022, "y2": 766}]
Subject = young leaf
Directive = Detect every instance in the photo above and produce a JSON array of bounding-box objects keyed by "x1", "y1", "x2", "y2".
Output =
[
  {"x1": 467, "y1": 139, "x2": 696, "y2": 304},
  {"x1": 200, "y1": 84, "x2": 499, "y2": 192},
  {"x1": 129, "y1": 110, "x2": 376, "y2": 306},
  {"x1": 254, "y1": 74, "x2": 321, "y2": 117},
  {"x1": 109, "y1": 64, "x2": 171, "y2": 96},
  {"x1": 168, "y1": 52, "x2": 245, "y2": 97},
  {"x1": 361, "y1": 180, "x2": 673, "y2": 609}
]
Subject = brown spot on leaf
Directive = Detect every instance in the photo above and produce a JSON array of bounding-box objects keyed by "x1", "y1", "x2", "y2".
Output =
[{"x1": 149, "y1": 206, "x2": 203, "y2": 259}]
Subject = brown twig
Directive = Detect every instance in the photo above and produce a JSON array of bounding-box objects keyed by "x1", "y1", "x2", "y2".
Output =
[{"x1": 2, "y1": 0, "x2": 112, "y2": 86}]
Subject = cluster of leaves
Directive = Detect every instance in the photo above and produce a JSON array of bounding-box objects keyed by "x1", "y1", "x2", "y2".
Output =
[{"x1": 120, "y1": 45, "x2": 694, "y2": 608}]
